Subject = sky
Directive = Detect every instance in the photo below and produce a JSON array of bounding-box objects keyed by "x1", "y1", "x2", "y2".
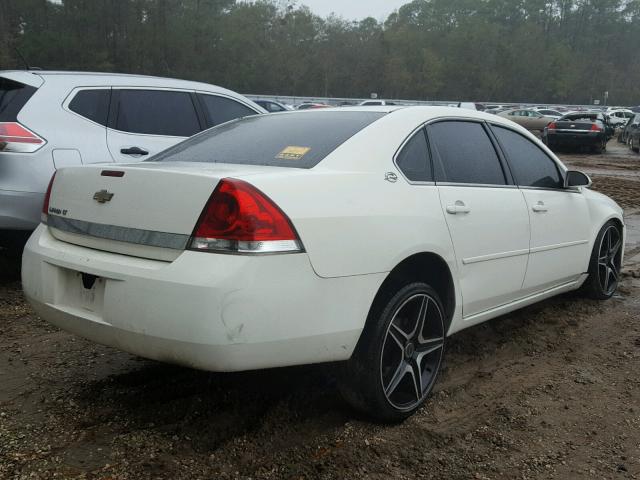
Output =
[{"x1": 299, "y1": 0, "x2": 410, "y2": 20}]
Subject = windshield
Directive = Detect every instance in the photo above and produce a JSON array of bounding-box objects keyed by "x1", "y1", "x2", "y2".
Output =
[{"x1": 149, "y1": 110, "x2": 385, "y2": 169}]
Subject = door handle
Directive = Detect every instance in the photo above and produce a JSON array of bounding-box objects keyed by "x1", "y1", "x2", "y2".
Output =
[
  {"x1": 120, "y1": 147, "x2": 149, "y2": 156},
  {"x1": 532, "y1": 201, "x2": 548, "y2": 213},
  {"x1": 446, "y1": 200, "x2": 471, "y2": 215}
]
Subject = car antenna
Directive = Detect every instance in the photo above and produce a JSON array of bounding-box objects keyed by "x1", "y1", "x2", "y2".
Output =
[{"x1": 13, "y1": 47, "x2": 41, "y2": 71}]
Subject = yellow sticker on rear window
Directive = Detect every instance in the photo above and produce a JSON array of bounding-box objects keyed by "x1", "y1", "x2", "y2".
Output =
[{"x1": 276, "y1": 146, "x2": 311, "y2": 160}]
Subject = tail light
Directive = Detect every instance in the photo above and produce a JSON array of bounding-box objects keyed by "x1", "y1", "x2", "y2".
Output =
[
  {"x1": 189, "y1": 178, "x2": 303, "y2": 254},
  {"x1": 0, "y1": 122, "x2": 46, "y2": 153},
  {"x1": 547, "y1": 122, "x2": 557, "y2": 130},
  {"x1": 41, "y1": 172, "x2": 57, "y2": 223},
  {"x1": 590, "y1": 123, "x2": 602, "y2": 132}
]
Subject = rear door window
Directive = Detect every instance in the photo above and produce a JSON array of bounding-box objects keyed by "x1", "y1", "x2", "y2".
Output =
[
  {"x1": 396, "y1": 129, "x2": 432, "y2": 182},
  {"x1": 428, "y1": 121, "x2": 506, "y2": 185},
  {"x1": 491, "y1": 125, "x2": 563, "y2": 189},
  {"x1": 198, "y1": 94, "x2": 258, "y2": 127},
  {"x1": 0, "y1": 78, "x2": 37, "y2": 121},
  {"x1": 69, "y1": 89, "x2": 111, "y2": 125},
  {"x1": 114, "y1": 89, "x2": 200, "y2": 137}
]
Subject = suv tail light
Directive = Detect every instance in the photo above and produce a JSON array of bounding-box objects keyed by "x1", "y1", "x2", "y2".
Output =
[
  {"x1": 590, "y1": 123, "x2": 602, "y2": 132},
  {"x1": 189, "y1": 178, "x2": 303, "y2": 254},
  {"x1": 0, "y1": 122, "x2": 46, "y2": 153},
  {"x1": 41, "y1": 172, "x2": 57, "y2": 223},
  {"x1": 547, "y1": 122, "x2": 557, "y2": 130}
]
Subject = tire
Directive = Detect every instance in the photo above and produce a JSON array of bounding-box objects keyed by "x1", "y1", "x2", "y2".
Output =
[
  {"x1": 582, "y1": 220, "x2": 623, "y2": 300},
  {"x1": 338, "y1": 282, "x2": 446, "y2": 422},
  {"x1": 632, "y1": 137, "x2": 640, "y2": 153}
]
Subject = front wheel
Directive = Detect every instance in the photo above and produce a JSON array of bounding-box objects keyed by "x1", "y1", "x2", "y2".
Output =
[
  {"x1": 339, "y1": 282, "x2": 446, "y2": 422},
  {"x1": 582, "y1": 221, "x2": 623, "y2": 300}
]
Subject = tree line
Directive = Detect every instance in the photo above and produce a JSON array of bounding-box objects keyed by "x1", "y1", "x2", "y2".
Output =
[{"x1": 1, "y1": 0, "x2": 639, "y2": 105}]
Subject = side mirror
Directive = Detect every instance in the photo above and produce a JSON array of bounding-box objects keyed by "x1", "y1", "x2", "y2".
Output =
[{"x1": 564, "y1": 170, "x2": 592, "y2": 188}]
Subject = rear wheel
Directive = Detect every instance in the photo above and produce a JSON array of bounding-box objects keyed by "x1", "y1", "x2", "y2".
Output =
[
  {"x1": 339, "y1": 282, "x2": 445, "y2": 422},
  {"x1": 632, "y1": 136, "x2": 640, "y2": 153},
  {"x1": 592, "y1": 139, "x2": 605, "y2": 154},
  {"x1": 582, "y1": 221, "x2": 623, "y2": 300}
]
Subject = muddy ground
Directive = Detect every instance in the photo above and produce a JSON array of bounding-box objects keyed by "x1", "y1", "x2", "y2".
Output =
[{"x1": 1, "y1": 141, "x2": 639, "y2": 480}]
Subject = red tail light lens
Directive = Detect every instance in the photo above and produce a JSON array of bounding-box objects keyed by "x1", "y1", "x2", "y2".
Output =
[
  {"x1": 547, "y1": 122, "x2": 557, "y2": 130},
  {"x1": 41, "y1": 172, "x2": 57, "y2": 223},
  {"x1": 189, "y1": 178, "x2": 303, "y2": 254},
  {"x1": 590, "y1": 123, "x2": 602, "y2": 132},
  {"x1": 0, "y1": 122, "x2": 45, "y2": 153}
]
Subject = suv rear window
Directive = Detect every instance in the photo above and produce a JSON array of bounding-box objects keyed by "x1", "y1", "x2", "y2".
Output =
[
  {"x1": 198, "y1": 94, "x2": 258, "y2": 127},
  {"x1": 69, "y1": 89, "x2": 111, "y2": 125},
  {"x1": 150, "y1": 111, "x2": 385, "y2": 169},
  {"x1": 0, "y1": 78, "x2": 37, "y2": 122}
]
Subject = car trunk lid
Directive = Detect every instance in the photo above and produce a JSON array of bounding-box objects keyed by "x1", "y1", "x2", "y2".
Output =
[{"x1": 45, "y1": 162, "x2": 288, "y2": 261}]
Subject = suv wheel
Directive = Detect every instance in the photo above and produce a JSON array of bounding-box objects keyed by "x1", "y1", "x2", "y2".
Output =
[{"x1": 339, "y1": 282, "x2": 445, "y2": 422}]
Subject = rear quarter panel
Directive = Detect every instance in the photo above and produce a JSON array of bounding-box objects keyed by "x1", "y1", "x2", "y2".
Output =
[{"x1": 250, "y1": 170, "x2": 456, "y2": 279}]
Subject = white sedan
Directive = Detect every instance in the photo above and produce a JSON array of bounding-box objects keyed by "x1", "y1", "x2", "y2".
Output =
[{"x1": 22, "y1": 107, "x2": 624, "y2": 421}]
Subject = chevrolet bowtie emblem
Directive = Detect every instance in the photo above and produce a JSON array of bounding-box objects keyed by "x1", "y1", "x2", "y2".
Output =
[{"x1": 93, "y1": 189, "x2": 114, "y2": 203}]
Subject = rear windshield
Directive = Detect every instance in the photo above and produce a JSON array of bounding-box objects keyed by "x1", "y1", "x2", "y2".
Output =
[
  {"x1": 149, "y1": 111, "x2": 385, "y2": 169},
  {"x1": 0, "y1": 78, "x2": 37, "y2": 122},
  {"x1": 561, "y1": 113, "x2": 600, "y2": 122}
]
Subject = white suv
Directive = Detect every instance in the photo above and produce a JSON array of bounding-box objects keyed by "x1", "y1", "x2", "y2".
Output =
[
  {"x1": 606, "y1": 108, "x2": 635, "y2": 127},
  {"x1": 0, "y1": 71, "x2": 264, "y2": 250}
]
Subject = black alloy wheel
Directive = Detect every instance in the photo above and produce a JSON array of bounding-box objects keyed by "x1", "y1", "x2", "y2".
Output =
[
  {"x1": 583, "y1": 221, "x2": 623, "y2": 300},
  {"x1": 339, "y1": 283, "x2": 446, "y2": 422}
]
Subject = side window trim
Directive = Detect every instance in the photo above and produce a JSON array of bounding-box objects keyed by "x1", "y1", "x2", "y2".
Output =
[
  {"x1": 488, "y1": 122, "x2": 566, "y2": 190},
  {"x1": 392, "y1": 124, "x2": 434, "y2": 185},
  {"x1": 63, "y1": 86, "x2": 112, "y2": 127},
  {"x1": 107, "y1": 88, "x2": 119, "y2": 130},
  {"x1": 482, "y1": 121, "x2": 516, "y2": 185},
  {"x1": 425, "y1": 118, "x2": 512, "y2": 187},
  {"x1": 108, "y1": 87, "x2": 201, "y2": 137},
  {"x1": 190, "y1": 91, "x2": 208, "y2": 131}
]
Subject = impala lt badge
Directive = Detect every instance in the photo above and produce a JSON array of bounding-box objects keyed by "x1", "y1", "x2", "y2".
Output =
[{"x1": 93, "y1": 189, "x2": 114, "y2": 203}]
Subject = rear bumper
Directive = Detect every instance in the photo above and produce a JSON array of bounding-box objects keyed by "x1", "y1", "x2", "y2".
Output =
[
  {"x1": 22, "y1": 225, "x2": 384, "y2": 372},
  {"x1": 0, "y1": 189, "x2": 43, "y2": 230},
  {"x1": 545, "y1": 132, "x2": 603, "y2": 147}
]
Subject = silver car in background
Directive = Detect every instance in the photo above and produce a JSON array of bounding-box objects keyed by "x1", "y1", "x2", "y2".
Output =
[{"x1": 0, "y1": 71, "x2": 264, "y2": 250}]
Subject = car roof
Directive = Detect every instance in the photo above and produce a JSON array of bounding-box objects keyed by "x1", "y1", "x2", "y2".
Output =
[
  {"x1": 0, "y1": 69, "x2": 250, "y2": 97},
  {"x1": 0, "y1": 69, "x2": 266, "y2": 113},
  {"x1": 294, "y1": 105, "x2": 526, "y2": 126}
]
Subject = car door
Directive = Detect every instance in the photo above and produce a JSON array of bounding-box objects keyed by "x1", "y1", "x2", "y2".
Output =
[
  {"x1": 64, "y1": 87, "x2": 113, "y2": 165},
  {"x1": 428, "y1": 120, "x2": 530, "y2": 318},
  {"x1": 528, "y1": 111, "x2": 547, "y2": 130},
  {"x1": 490, "y1": 124, "x2": 591, "y2": 293},
  {"x1": 106, "y1": 89, "x2": 203, "y2": 162}
]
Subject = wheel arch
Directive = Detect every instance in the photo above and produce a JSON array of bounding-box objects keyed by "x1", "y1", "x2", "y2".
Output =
[{"x1": 362, "y1": 252, "x2": 457, "y2": 338}]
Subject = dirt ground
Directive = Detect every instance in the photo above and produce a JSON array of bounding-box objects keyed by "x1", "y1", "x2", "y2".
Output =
[{"x1": 1, "y1": 141, "x2": 639, "y2": 480}]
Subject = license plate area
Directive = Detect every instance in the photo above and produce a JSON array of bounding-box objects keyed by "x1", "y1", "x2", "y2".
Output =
[{"x1": 58, "y1": 268, "x2": 106, "y2": 317}]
